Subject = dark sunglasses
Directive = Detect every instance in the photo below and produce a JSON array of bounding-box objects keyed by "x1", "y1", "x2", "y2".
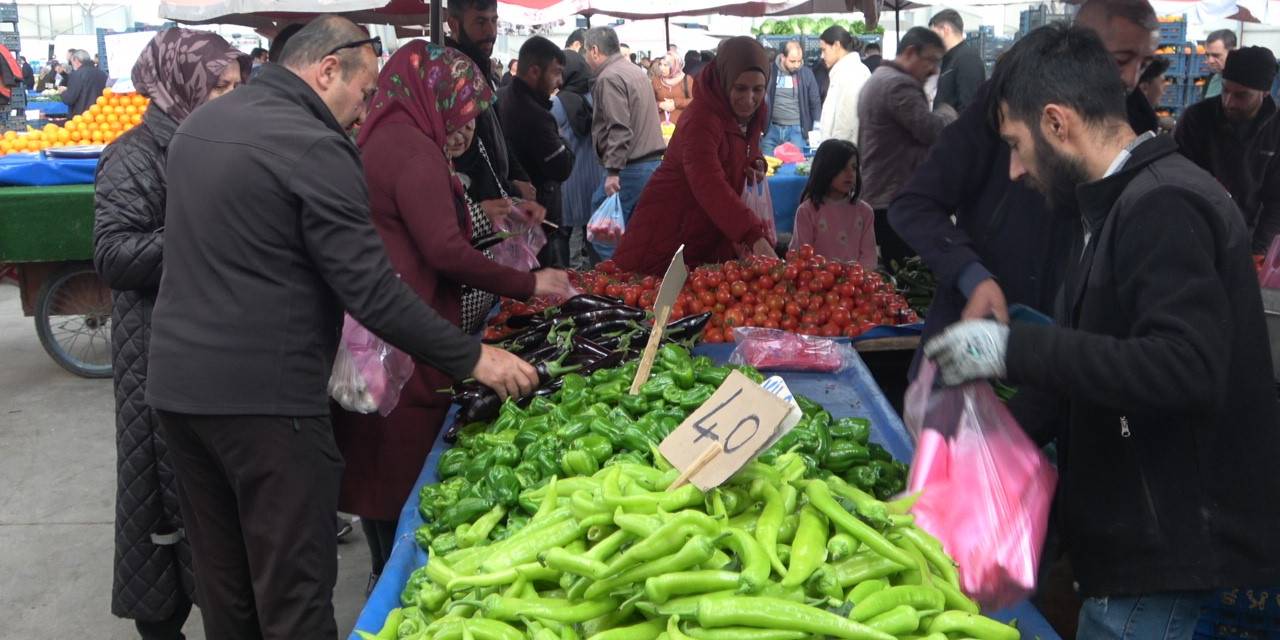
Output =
[{"x1": 326, "y1": 36, "x2": 383, "y2": 58}]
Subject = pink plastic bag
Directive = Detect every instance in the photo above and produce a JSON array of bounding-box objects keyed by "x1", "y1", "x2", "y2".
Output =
[
  {"x1": 773, "y1": 142, "x2": 806, "y2": 164},
  {"x1": 328, "y1": 314, "x2": 415, "y2": 417},
  {"x1": 1260, "y1": 236, "x2": 1280, "y2": 289},
  {"x1": 727, "y1": 327, "x2": 856, "y2": 372},
  {"x1": 490, "y1": 203, "x2": 548, "y2": 272},
  {"x1": 742, "y1": 180, "x2": 778, "y2": 247},
  {"x1": 903, "y1": 361, "x2": 1057, "y2": 610}
]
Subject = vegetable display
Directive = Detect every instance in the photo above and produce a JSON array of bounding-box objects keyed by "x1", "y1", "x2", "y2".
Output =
[
  {"x1": 422, "y1": 345, "x2": 909, "y2": 552},
  {"x1": 368, "y1": 452, "x2": 1019, "y2": 640},
  {"x1": 486, "y1": 246, "x2": 919, "y2": 345},
  {"x1": 885, "y1": 258, "x2": 936, "y2": 319}
]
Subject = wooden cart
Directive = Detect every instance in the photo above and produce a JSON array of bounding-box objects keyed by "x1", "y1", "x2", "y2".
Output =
[{"x1": 0, "y1": 184, "x2": 112, "y2": 378}]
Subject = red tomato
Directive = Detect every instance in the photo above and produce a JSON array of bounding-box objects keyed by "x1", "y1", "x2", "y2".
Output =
[
  {"x1": 842, "y1": 324, "x2": 863, "y2": 338},
  {"x1": 820, "y1": 323, "x2": 840, "y2": 337},
  {"x1": 623, "y1": 288, "x2": 640, "y2": 307},
  {"x1": 724, "y1": 309, "x2": 746, "y2": 327},
  {"x1": 797, "y1": 245, "x2": 815, "y2": 260},
  {"x1": 689, "y1": 300, "x2": 705, "y2": 314},
  {"x1": 730, "y1": 280, "x2": 749, "y2": 298},
  {"x1": 767, "y1": 309, "x2": 783, "y2": 322},
  {"x1": 825, "y1": 262, "x2": 844, "y2": 276},
  {"x1": 706, "y1": 271, "x2": 723, "y2": 288},
  {"x1": 639, "y1": 290, "x2": 657, "y2": 309},
  {"x1": 716, "y1": 289, "x2": 734, "y2": 305},
  {"x1": 741, "y1": 293, "x2": 757, "y2": 307},
  {"x1": 815, "y1": 309, "x2": 831, "y2": 324},
  {"x1": 783, "y1": 265, "x2": 800, "y2": 281},
  {"x1": 714, "y1": 303, "x2": 727, "y2": 314},
  {"x1": 786, "y1": 248, "x2": 801, "y2": 262},
  {"x1": 831, "y1": 309, "x2": 852, "y2": 328},
  {"x1": 699, "y1": 291, "x2": 716, "y2": 307},
  {"x1": 704, "y1": 328, "x2": 723, "y2": 343},
  {"x1": 798, "y1": 323, "x2": 818, "y2": 335},
  {"x1": 752, "y1": 312, "x2": 769, "y2": 326},
  {"x1": 824, "y1": 291, "x2": 842, "y2": 307},
  {"x1": 672, "y1": 303, "x2": 687, "y2": 318},
  {"x1": 806, "y1": 297, "x2": 823, "y2": 312},
  {"x1": 641, "y1": 275, "x2": 659, "y2": 290},
  {"x1": 763, "y1": 320, "x2": 781, "y2": 330},
  {"x1": 781, "y1": 316, "x2": 799, "y2": 331},
  {"x1": 817, "y1": 271, "x2": 837, "y2": 290},
  {"x1": 597, "y1": 260, "x2": 618, "y2": 274},
  {"x1": 592, "y1": 280, "x2": 609, "y2": 296},
  {"x1": 797, "y1": 269, "x2": 814, "y2": 283},
  {"x1": 785, "y1": 302, "x2": 804, "y2": 317},
  {"x1": 807, "y1": 279, "x2": 826, "y2": 293},
  {"x1": 757, "y1": 275, "x2": 776, "y2": 290}
]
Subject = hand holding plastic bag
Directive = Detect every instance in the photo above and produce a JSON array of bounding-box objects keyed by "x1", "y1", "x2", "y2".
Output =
[
  {"x1": 328, "y1": 315, "x2": 415, "y2": 417},
  {"x1": 741, "y1": 180, "x2": 778, "y2": 247},
  {"x1": 903, "y1": 361, "x2": 1057, "y2": 610},
  {"x1": 727, "y1": 327, "x2": 857, "y2": 372},
  {"x1": 587, "y1": 193, "x2": 625, "y2": 246},
  {"x1": 490, "y1": 202, "x2": 548, "y2": 272}
]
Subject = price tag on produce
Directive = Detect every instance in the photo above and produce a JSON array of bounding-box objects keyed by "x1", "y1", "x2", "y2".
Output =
[
  {"x1": 629, "y1": 245, "x2": 688, "y2": 395},
  {"x1": 660, "y1": 370, "x2": 791, "y2": 491},
  {"x1": 760, "y1": 376, "x2": 804, "y2": 448}
]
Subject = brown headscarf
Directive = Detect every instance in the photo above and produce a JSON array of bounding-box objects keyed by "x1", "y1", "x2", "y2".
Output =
[
  {"x1": 131, "y1": 28, "x2": 250, "y2": 123},
  {"x1": 714, "y1": 36, "x2": 769, "y2": 97}
]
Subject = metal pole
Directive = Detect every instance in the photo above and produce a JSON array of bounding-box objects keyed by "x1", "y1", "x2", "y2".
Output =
[
  {"x1": 895, "y1": 5, "x2": 900, "y2": 48},
  {"x1": 431, "y1": 0, "x2": 443, "y2": 44},
  {"x1": 665, "y1": 15, "x2": 671, "y2": 51}
]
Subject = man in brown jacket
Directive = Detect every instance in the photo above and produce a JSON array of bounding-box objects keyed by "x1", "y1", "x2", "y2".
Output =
[
  {"x1": 584, "y1": 25, "x2": 666, "y2": 259},
  {"x1": 858, "y1": 26, "x2": 957, "y2": 266}
]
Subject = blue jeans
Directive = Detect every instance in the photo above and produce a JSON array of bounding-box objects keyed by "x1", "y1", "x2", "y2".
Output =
[
  {"x1": 1076, "y1": 591, "x2": 1208, "y2": 640},
  {"x1": 762, "y1": 124, "x2": 808, "y2": 155},
  {"x1": 590, "y1": 159, "x2": 660, "y2": 260}
]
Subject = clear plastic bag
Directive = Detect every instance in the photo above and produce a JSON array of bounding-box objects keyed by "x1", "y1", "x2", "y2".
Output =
[
  {"x1": 328, "y1": 314, "x2": 415, "y2": 417},
  {"x1": 490, "y1": 202, "x2": 548, "y2": 272},
  {"x1": 726, "y1": 327, "x2": 857, "y2": 373},
  {"x1": 1260, "y1": 235, "x2": 1280, "y2": 289},
  {"x1": 741, "y1": 180, "x2": 778, "y2": 247},
  {"x1": 586, "y1": 193, "x2": 626, "y2": 246},
  {"x1": 903, "y1": 361, "x2": 1057, "y2": 610}
]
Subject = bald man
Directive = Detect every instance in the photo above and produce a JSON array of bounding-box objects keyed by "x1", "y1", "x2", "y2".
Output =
[{"x1": 764, "y1": 41, "x2": 823, "y2": 154}]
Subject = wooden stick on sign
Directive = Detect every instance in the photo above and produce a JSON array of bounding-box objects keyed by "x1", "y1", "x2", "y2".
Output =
[
  {"x1": 667, "y1": 442, "x2": 723, "y2": 491},
  {"x1": 630, "y1": 245, "x2": 688, "y2": 395}
]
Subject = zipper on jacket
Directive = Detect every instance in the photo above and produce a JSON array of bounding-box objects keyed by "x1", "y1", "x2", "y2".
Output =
[
  {"x1": 1120, "y1": 416, "x2": 1130, "y2": 438},
  {"x1": 1120, "y1": 416, "x2": 1162, "y2": 531}
]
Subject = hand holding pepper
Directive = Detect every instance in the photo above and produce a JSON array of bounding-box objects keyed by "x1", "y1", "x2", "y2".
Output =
[{"x1": 472, "y1": 345, "x2": 539, "y2": 401}]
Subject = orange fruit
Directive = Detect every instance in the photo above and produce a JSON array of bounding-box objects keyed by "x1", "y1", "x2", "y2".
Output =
[
  {"x1": 102, "y1": 87, "x2": 114, "y2": 99},
  {"x1": 0, "y1": 141, "x2": 12, "y2": 154},
  {"x1": 133, "y1": 95, "x2": 146, "y2": 107},
  {"x1": 90, "y1": 130, "x2": 104, "y2": 143},
  {"x1": 95, "y1": 95, "x2": 107, "y2": 106},
  {"x1": 129, "y1": 114, "x2": 142, "y2": 125},
  {"x1": 57, "y1": 129, "x2": 70, "y2": 143},
  {"x1": 106, "y1": 113, "x2": 119, "y2": 124},
  {"x1": 70, "y1": 129, "x2": 84, "y2": 142},
  {"x1": 2, "y1": 130, "x2": 15, "y2": 140}
]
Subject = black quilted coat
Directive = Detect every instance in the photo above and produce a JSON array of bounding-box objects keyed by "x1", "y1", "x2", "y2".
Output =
[{"x1": 94, "y1": 103, "x2": 195, "y2": 621}]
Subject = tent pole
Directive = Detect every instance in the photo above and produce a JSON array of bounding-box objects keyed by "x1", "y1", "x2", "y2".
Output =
[
  {"x1": 431, "y1": 0, "x2": 443, "y2": 44},
  {"x1": 895, "y1": 6, "x2": 900, "y2": 48},
  {"x1": 665, "y1": 15, "x2": 671, "y2": 51}
]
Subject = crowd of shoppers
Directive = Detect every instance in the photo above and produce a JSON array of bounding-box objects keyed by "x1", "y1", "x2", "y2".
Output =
[{"x1": 84, "y1": 2, "x2": 1280, "y2": 638}]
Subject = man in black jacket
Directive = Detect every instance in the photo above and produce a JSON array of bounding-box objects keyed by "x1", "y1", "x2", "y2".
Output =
[
  {"x1": 147, "y1": 17, "x2": 536, "y2": 639},
  {"x1": 447, "y1": 0, "x2": 545, "y2": 228},
  {"x1": 890, "y1": 0, "x2": 1158, "y2": 369},
  {"x1": 499, "y1": 36, "x2": 575, "y2": 267},
  {"x1": 929, "y1": 9, "x2": 985, "y2": 113},
  {"x1": 1176, "y1": 46, "x2": 1280, "y2": 253},
  {"x1": 62, "y1": 49, "x2": 107, "y2": 116},
  {"x1": 927, "y1": 25, "x2": 1280, "y2": 638}
]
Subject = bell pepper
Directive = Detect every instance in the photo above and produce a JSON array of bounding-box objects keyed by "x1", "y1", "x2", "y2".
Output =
[
  {"x1": 555, "y1": 416, "x2": 592, "y2": 441},
  {"x1": 846, "y1": 464, "x2": 882, "y2": 492},
  {"x1": 513, "y1": 428, "x2": 539, "y2": 451},
  {"x1": 437, "y1": 448, "x2": 470, "y2": 479},
  {"x1": 588, "y1": 416, "x2": 625, "y2": 442},
  {"x1": 605, "y1": 451, "x2": 649, "y2": 467},
  {"x1": 593, "y1": 379, "x2": 626, "y2": 405},
  {"x1": 640, "y1": 373, "x2": 676, "y2": 400},
  {"x1": 663, "y1": 385, "x2": 714, "y2": 410},
  {"x1": 512, "y1": 463, "x2": 543, "y2": 491},
  {"x1": 824, "y1": 441, "x2": 871, "y2": 473},
  {"x1": 526, "y1": 396, "x2": 555, "y2": 416},
  {"x1": 620, "y1": 424, "x2": 659, "y2": 452},
  {"x1": 696, "y1": 366, "x2": 732, "y2": 387},
  {"x1": 808, "y1": 411, "x2": 832, "y2": 462},
  {"x1": 831, "y1": 417, "x2": 872, "y2": 444},
  {"x1": 438, "y1": 496, "x2": 494, "y2": 530},
  {"x1": 620, "y1": 393, "x2": 650, "y2": 418},
  {"x1": 692, "y1": 355, "x2": 716, "y2": 370},
  {"x1": 492, "y1": 401, "x2": 526, "y2": 433},
  {"x1": 561, "y1": 450, "x2": 599, "y2": 477},
  {"x1": 490, "y1": 443, "x2": 520, "y2": 468},
  {"x1": 463, "y1": 450, "x2": 495, "y2": 483},
  {"x1": 868, "y1": 442, "x2": 892, "y2": 462},
  {"x1": 730, "y1": 365, "x2": 765, "y2": 384},
  {"x1": 559, "y1": 373, "x2": 589, "y2": 394},
  {"x1": 572, "y1": 434, "x2": 614, "y2": 464},
  {"x1": 484, "y1": 466, "x2": 521, "y2": 507}
]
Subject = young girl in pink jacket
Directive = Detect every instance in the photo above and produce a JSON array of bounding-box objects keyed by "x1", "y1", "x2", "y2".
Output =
[{"x1": 789, "y1": 139, "x2": 878, "y2": 268}]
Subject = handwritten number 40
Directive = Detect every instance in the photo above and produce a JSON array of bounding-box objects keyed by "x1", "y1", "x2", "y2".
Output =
[{"x1": 691, "y1": 387, "x2": 761, "y2": 454}]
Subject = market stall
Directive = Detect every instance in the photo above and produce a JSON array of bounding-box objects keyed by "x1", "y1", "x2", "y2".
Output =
[{"x1": 349, "y1": 342, "x2": 1060, "y2": 640}]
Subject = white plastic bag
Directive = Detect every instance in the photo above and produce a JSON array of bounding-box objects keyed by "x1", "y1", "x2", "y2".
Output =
[
  {"x1": 490, "y1": 203, "x2": 548, "y2": 272},
  {"x1": 586, "y1": 193, "x2": 625, "y2": 246},
  {"x1": 742, "y1": 180, "x2": 778, "y2": 247},
  {"x1": 328, "y1": 314, "x2": 415, "y2": 416}
]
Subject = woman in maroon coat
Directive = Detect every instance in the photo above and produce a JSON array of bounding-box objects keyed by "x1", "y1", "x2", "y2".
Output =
[
  {"x1": 613, "y1": 37, "x2": 780, "y2": 275},
  {"x1": 333, "y1": 42, "x2": 571, "y2": 587}
]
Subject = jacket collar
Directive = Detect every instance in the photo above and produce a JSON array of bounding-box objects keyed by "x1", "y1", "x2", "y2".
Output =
[
  {"x1": 510, "y1": 76, "x2": 552, "y2": 110},
  {"x1": 142, "y1": 102, "x2": 179, "y2": 149},
  {"x1": 1075, "y1": 134, "x2": 1178, "y2": 232},
  {"x1": 253, "y1": 63, "x2": 348, "y2": 139},
  {"x1": 598, "y1": 53, "x2": 629, "y2": 76},
  {"x1": 877, "y1": 60, "x2": 916, "y2": 83},
  {"x1": 1210, "y1": 94, "x2": 1278, "y2": 138}
]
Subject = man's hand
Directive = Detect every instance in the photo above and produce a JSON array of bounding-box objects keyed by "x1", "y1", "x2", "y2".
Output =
[
  {"x1": 923, "y1": 320, "x2": 1011, "y2": 386},
  {"x1": 513, "y1": 180, "x2": 537, "y2": 202},
  {"x1": 481, "y1": 199, "x2": 513, "y2": 228},
  {"x1": 962, "y1": 278, "x2": 1010, "y2": 323},
  {"x1": 517, "y1": 200, "x2": 548, "y2": 226},
  {"x1": 604, "y1": 175, "x2": 622, "y2": 196},
  {"x1": 750, "y1": 237, "x2": 778, "y2": 259},
  {"x1": 471, "y1": 345, "x2": 539, "y2": 400},
  {"x1": 533, "y1": 269, "x2": 576, "y2": 299}
]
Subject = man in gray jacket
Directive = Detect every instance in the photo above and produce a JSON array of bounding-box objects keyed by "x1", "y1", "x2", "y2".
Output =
[
  {"x1": 147, "y1": 17, "x2": 536, "y2": 638},
  {"x1": 857, "y1": 27, "x2": 956, "y2": 266}
]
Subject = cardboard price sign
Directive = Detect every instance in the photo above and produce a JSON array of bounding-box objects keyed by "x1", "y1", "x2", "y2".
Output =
[
  {"x1": 660, "y1": 371, "x2": 791, "y2": 491},
  {"x1": 629, "y1": 245, "x2": 688, "y2": 395}
]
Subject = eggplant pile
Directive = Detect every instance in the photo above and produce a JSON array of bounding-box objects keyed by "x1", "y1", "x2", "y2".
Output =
[{"x1": 446, "y1": 295, "x2": 712, "y2": 440}]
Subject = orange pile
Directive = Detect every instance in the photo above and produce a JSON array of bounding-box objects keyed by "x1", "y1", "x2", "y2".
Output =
[{"x1": 0, "y1": 88, "x2": 150, "y2": 155}]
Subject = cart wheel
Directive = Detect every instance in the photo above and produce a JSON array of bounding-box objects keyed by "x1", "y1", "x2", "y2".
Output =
[{"x1": 34, "y1": 264, "x2": 112, "y2": 379}]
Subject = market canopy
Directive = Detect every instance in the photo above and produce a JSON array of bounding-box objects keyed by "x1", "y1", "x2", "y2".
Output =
[{"x1": 765, "y1": 0, "x2": 928, "y2": 32}]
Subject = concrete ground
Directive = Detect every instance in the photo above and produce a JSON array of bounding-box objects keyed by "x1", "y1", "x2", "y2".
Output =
[{"x1": 0, "y1": 282, "x2": 372, "y2": 639}]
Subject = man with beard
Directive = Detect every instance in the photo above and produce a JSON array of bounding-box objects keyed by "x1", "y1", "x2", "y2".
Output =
[
  {"x1": 1176, "y1": 46, "x2": 1280, "y2": 253},
  {"x1": 927, "y1": 24, "x2": 1280, "y2": 639},
  {"x1": 446, "y1": 0, "x2": 545, "y2": 228},
  {"x1": 889, "y1": 0, "x2": 1158, "y2": 372},
  {"x1": 499, "y1": 36, "x2": 575, "y2": 267}
]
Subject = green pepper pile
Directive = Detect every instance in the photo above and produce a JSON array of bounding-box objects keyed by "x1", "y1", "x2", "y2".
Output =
[
  {"x1": 366, "y1": 452, "x2": 1018, "y2": 640},
  {"x1": 418, "y1": 345, "x2": 908, "y2": 549}
]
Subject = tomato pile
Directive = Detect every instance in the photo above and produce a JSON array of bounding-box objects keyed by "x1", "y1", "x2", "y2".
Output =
[{"x1": 488, "y1": 246, "x2": 919, "y2": 344}]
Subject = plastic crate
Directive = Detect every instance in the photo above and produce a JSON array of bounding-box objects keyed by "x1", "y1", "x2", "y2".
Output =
[
  {"x1": 1158, "y1": 19, "x2": 1187, "y2": 44},
  {"x1": 1190, "y1": 53, "x2": 1213, "y2": 77},
  {"x1": 1196, "y1": 588, "x2": 1280, "y2": 640},
  {"x1": 1159, "y1": 82, "x2": 1186, "y2": 108},
  {"x1": 1160, "y1": 51, "x2": 1187, "y2": 78},
  {"x1": 0, "y1": 3, "x2": 16, "y2": 23}
]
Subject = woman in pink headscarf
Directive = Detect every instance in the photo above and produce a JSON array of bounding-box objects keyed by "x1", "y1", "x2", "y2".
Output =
[
  {"x1": 652, "y1": 51, "x2": 694, "y2": 124},
  {"x1": 334, "y1": 41, "x2": 570, "y2": 587}
]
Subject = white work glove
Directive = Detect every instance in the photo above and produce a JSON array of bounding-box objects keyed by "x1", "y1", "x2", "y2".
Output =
[{"x1": 923, "y1": 319, "x2": 1010, "y2": 386}]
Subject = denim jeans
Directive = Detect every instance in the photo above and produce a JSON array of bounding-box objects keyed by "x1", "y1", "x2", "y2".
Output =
[
  {"x1": 762, "y1": 124, "x2": 808, "y2": 155},
  {"x1": 1076, "y1": 591, "x2": 1208, "y2": 640},
  {"x1": 591, "y1": 159, "x2": 661, "y2": 260}
]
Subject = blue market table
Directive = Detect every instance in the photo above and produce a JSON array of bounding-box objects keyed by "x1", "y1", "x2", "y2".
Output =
[
  {"x1": 349, "y1": 345, "x2": 1062, "y2": 640},
  {"x1": 768, "y1": 163, "x2": 807, "y2": 237}
]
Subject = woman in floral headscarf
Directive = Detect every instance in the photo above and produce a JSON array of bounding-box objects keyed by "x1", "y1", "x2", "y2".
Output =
[
  {"x1": 334, "y1": 41, "x2": 569, "y2": 588},
  {"x1": 652, "y1": 51, "x2": 694, "y2": 124},
  {"x1": 93, "y1": 27, "x2": 247, "y2": 639}
]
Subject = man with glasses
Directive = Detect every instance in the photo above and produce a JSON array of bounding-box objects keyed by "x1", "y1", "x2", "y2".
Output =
[
  {"x1": 148, "y1": 16, "x2": 537, "y2": 639},
  {"x1": 764, "y1": 41, "x2": 822, "y2": 155}
]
